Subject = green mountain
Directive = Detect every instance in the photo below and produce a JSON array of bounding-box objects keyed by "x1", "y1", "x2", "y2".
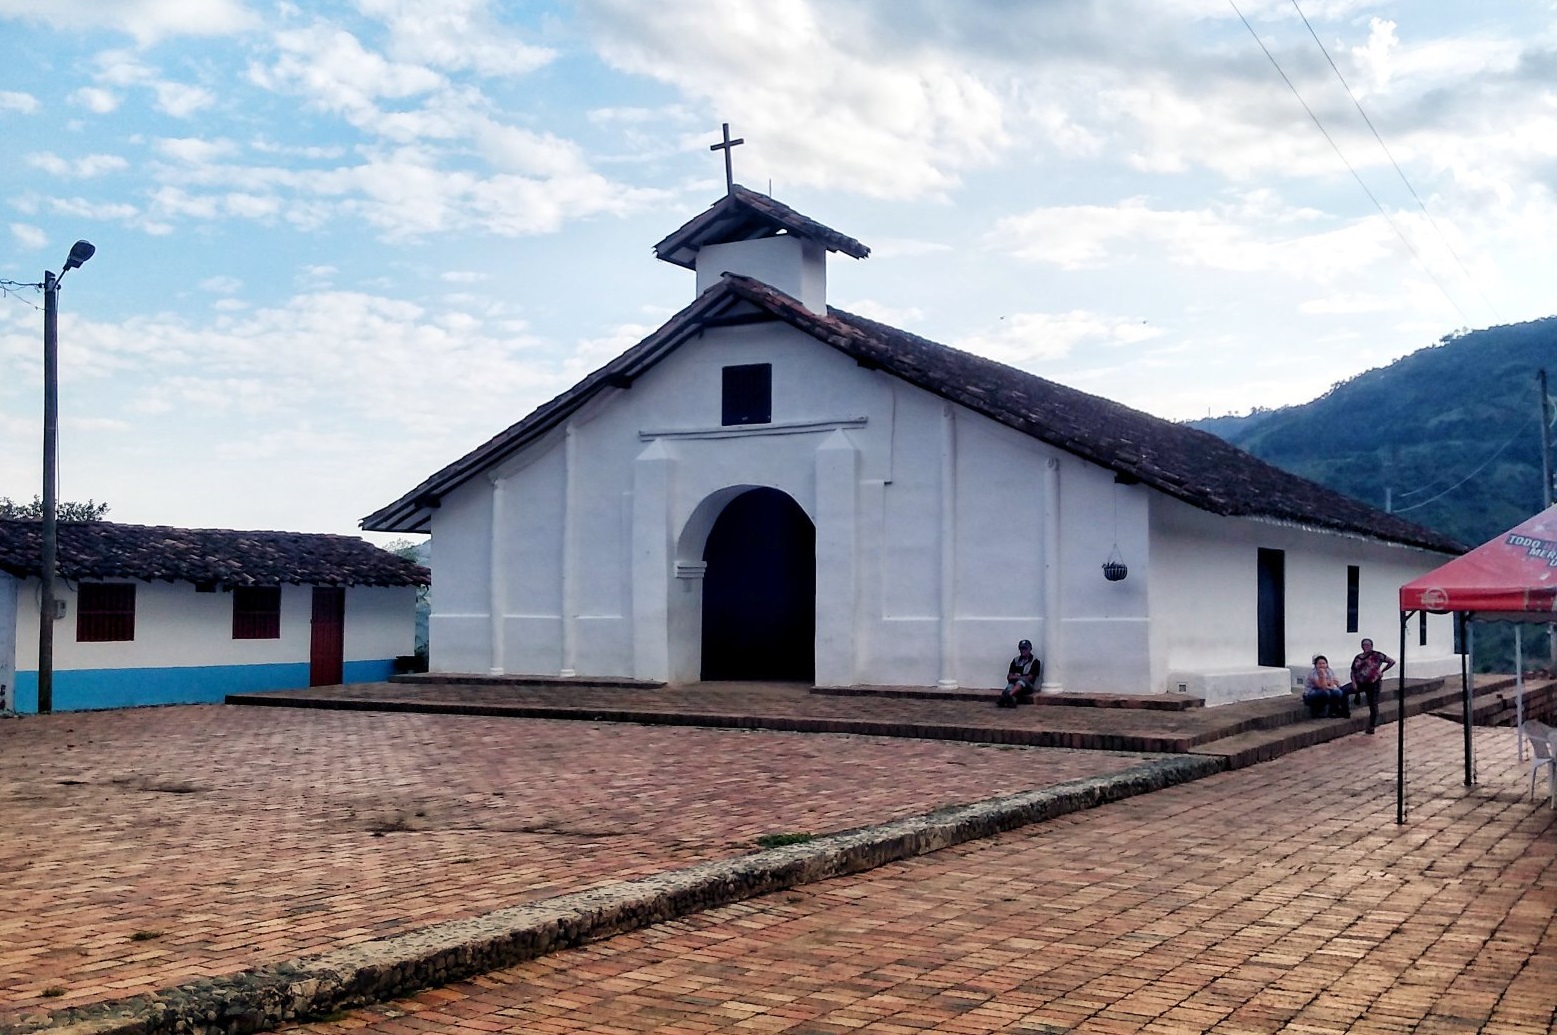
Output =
[{"x1": 1193, "y1": 317, "x2": 1557, "y2": 551}]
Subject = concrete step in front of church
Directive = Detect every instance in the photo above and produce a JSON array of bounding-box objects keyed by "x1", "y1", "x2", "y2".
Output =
[
  {"x1": 1190, "y1": 676, "x2": 1522, "y2": 770},
  {"x1": 388, "y1": 672, "x2": 668, "y2": 690},
  {"x1": 811, "y1": 685, "x2": 1205, "y2": 710}
]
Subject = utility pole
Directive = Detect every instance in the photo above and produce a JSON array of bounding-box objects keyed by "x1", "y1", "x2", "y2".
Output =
[
  {"x1": 38, "y1": 270, "x2": 59, "y2": 714},
  {"x1": 1541, "y1": 369, "x2": 1554, "y2": 509},
  {"x1": 36, "y1": 240, "x2": 95, "y2": 715},
  {"x1": 1542, "y1": 370, "x2": 1556, "y2": 670}
]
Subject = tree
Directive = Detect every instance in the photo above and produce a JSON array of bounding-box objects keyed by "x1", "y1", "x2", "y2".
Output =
[{"x1": 0, "y1": 495, "x2": 110, "y2": 521}]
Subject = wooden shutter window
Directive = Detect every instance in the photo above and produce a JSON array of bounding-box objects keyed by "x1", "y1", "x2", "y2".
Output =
[
  {"x1": 721, "y1": 363, "x2": 772, "y2": 426},
  {"x1": 77, "y1": 583, "x2": 136, "y2": 642},
  {"x1": 233, "y1": 586, "x2": 282, "y2": 639}
]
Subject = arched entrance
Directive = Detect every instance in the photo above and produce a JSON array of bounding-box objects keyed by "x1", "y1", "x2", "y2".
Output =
[{"x1": 701, "y1": 487, "x2": 815, "y2": 681}]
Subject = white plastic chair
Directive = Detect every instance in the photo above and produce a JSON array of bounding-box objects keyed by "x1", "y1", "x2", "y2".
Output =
[{"x1": 1520, "y1": 720, "x2": 1556, "y2": 807}]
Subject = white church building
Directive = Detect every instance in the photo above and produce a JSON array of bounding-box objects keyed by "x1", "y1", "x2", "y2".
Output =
[{"x1": 364, "y1": 186, "x2": 1463, "y2": 702}]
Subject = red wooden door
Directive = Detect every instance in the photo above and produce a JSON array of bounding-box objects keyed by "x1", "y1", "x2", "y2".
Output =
[{"x1": 310, "y1": 587, "x2": 345, "y2": 686}]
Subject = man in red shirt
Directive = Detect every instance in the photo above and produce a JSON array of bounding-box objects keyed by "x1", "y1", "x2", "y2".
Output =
[{"x1": 1351, "y1": 638, "x2": 1396, "y2": 735}]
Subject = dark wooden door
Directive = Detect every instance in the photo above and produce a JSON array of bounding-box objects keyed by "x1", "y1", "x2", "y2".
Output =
[
  {"x1": 701, "y1": 488, "x2": 815, "y2": 681},
  {"x1": 310, "y1": 586, "x2": 346, "y2": 686},
  {"x1": 1257, "y1": 548, "x2": 1286, "y2": 668}
]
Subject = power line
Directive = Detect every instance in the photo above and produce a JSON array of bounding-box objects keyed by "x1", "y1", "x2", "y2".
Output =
[
  {"x1": 1288, "y1": 0, "x2": 1500, "y2": 323},
  {"x1": 1391, "y1": 411, "x2": 1536, "y2": 513},
  {"x1": 0, "y1": 279, "x2": 43, "y2": 312},
  {"x1": 1226, "y1": 0, "x2": 1474, "y2": 326}
]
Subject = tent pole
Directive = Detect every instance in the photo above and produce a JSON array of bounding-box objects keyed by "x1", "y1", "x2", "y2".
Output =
[
  {"x1": 1462, "y1": 616, "x2": 1475, "y2": 787},
  {"x1": 1397, "y1": 610, "x2": 1409, "y2": 825},
  {"x1": 1516, "y1": 623, "x2": 1526, "y2": 762}
]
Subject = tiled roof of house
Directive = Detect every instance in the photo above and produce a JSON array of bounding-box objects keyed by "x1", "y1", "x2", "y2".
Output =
[
  {"x1": 653, "y1": 184, "x2": 871, "y2": 269},
  {"x1": 0, "y1": 520, "x2": 429, "y2": 587},
  {"x1": 362, "y1": 274, "x2": 1463, "y2": 556}
]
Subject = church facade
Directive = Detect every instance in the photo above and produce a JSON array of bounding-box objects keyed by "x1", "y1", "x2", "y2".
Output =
[{"x1": 364, "y1": 187, "x2": 1463, "y2": 701}]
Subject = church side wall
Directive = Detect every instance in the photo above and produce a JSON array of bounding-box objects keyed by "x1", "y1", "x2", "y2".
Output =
[{"x1": 1149, "y1": 496, "x2": 1459, "y2": 691}]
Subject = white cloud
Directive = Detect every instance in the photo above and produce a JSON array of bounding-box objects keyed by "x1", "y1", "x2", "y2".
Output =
[
  {"x1": 69, "y1": 87, "x2": 120, "y2": 113},
  {"x1": 153, "y1": 81, "x2": 216, "y2": 118},
  {"x1": 156, "y1": 137, "x2": 241, "y2": 163},
  {"x1": 356, "y1": 0, "x2": 554, "y2": 77},
  {"x1": 987, "y1": 195, "x2": 1401, "y2": 285},
  {"x1": 26, "y1": 152, "x2": 129, "y2": 178},
  {"x1": 199, "y1": 276, "x2": 243, "y2": 294},
  {"x1": 10, "y1": 223, "x2": 47, "y2": 249},
  {"x1": 252, "y1": 24, "x2": 446, "y2": 121},
  {"x1": 957, "y1": 311, "x2": 1165, "y2": 367},
  {"x1": 0, "y1": 0, "x2": 257, "y2": 42},
  {"x1": 836, "y1": 299, "x2": 926, "y2": 328},
  {"x1": 563, "y1": 322, "x2": 656, "y2": 379},
  {"x1": 0, "y1": 90, "x2": 39, "y2": 113},
  {"x1": 581, "y1": 0, "x2": 1008, "y2": 199},
  {"x1": 441, "y1": 270, "x2": 490, "y2": 283}
]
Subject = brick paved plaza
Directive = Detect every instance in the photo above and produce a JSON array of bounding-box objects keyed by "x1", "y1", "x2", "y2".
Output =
[
  {"x1": 293, "y1": 718, "x2": 1557, "y2": 1035},
  {"x1": 0, "y1": 704, "x2": 1149, "y2": 1022}
]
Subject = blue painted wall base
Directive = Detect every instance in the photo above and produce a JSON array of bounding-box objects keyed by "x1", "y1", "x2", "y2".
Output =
[{"x1": 11, "y1": 659, "x2": 396, "y2": 713}]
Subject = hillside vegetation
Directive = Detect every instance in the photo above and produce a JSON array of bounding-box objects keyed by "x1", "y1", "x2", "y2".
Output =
[{"x1": 1194, "y1": 317, "x2": 1557, "y2": 551}]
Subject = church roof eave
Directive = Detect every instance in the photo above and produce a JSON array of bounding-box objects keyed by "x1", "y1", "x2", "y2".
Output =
[
  {"x1": 360, "y1": 283, "x2": 759, "y2": 532},
  {"x1": 652, "y1": 185, "x2": 870, "y2": 269},
  {"x1": 364, "y1": 272, "x2": 1464, "y2": 558}
]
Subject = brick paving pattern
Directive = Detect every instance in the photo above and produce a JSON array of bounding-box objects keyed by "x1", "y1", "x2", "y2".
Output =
[
  {"x1": 0, "y1": 705, "x2": 1149, "y2": 1021},
  {"x1": 295, "y1": 719, "x2": 1557, "y2": 1035},
  {"x1": 236, "y1": 681, "x2": 1281, "y2": 749}
]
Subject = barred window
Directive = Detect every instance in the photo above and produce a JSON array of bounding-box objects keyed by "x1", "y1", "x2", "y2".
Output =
[
  {"x1": 233, "y1": 586, "x2": 282, "y2": 640},
  {"x1": 77, "y1": 583, "x2": 135, "y2": 642}
]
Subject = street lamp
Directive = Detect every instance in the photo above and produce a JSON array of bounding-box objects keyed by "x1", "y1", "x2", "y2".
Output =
[{"x1": 37, "y1": 239, "x2": 95, "y2": 715}]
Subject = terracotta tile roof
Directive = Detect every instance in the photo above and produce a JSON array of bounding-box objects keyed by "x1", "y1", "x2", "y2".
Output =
[
  {"x1": 363, "y1": 275, "x2": 1462, "y2": 556},
  {"x1": 0, "y1": 520, "x2": 429, "y2": 587},
  {"x1": 653, "y1": 185, "x2": 871, "y2": 269}
]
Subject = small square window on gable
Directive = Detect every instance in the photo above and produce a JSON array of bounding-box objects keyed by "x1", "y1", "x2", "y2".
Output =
[
  {"x1": 722, "y1": 363, "x2": 772, "y2": 426},
  {"x1": 77, "y1": 582, "x2": 136, "y2": 642},
  {"x1": 233, "y1": 586, "x2": 282, "y2": 640}
]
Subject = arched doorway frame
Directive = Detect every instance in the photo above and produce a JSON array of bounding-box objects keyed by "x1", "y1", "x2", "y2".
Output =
[{"x1": 667, "y1": 483, "x2": 817, "y2": 683}]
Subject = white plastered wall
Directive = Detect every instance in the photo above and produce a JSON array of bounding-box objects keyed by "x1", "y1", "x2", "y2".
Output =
[
  {"x1": 0, "y1": 573, "x2": 16, "y2": 709},
  {"x1": 10, "y1": 580, "x2": 414, "y2": 671},
  {"x1": 426, "y1": 315, "x2": 1160, "y2": 691},
  {"x1": 1147, "y1": 495, "x2": 1460, "y2": 693}
]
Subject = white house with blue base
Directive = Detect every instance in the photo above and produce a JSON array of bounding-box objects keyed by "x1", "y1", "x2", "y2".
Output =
[{"x1": 0, "y1": 520, "x2": 427, "y2": 713}]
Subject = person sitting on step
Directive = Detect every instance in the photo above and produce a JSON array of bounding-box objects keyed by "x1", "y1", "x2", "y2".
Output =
[
  {"x1": 997, "y1": 639, "x2": 1041, "y2": 708},
  {"x1": 1303, "y1": 654, "x2": 1349, "y2": 719}
]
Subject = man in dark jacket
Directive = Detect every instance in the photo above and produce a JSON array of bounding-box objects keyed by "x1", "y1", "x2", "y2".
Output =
[{"x1": 998, "y1": 639, "x2": 1041, "y2": 707}]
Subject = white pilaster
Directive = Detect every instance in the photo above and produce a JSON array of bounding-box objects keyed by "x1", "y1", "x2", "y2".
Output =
[
  {"x1": 632, "y1": 439, "x2": 674, "y2": 681},
  {"x1": 938, "y1": 404, "x2": 958, "y2": 690},
  {"x1": 559, "y1": 422, "x2": 579, "y2": 677},
  {"x1": 487, "y1": 473, "x2": 507, "y2": 676},
  {"x1": 815, "y1": 429, "x2": 859, "y2": 687},
  {"x1": 1041, "y1": 456, "x2": 1063, "y2": 692}
]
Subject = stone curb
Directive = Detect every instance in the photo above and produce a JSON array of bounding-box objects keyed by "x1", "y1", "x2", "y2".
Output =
[{"x1": 7, "y1": 754, "x2": 1223, "y2": 1035}]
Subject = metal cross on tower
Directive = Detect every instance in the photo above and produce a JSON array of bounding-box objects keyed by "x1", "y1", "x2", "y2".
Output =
[{"x1": 709, "y1": 122, "x2": 744, "y2": 193}]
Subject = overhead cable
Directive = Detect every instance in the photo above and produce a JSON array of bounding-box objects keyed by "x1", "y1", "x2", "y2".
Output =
[
  {"x1": 1227, "y1": 0, "x2": 1473, "y2": 326},
  {"x1": 1289, "y1": 0, "x2": 1501, "y2": 323}
]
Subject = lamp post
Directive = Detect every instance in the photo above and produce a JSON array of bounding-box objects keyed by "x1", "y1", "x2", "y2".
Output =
[{"x1": 37, "y1": 239, "x2": 95, "y2": 715}]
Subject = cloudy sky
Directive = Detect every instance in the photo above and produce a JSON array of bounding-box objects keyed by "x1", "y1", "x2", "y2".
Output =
[{"x1": 0, "y1": 0, "x2": 1550, "y2": 538}]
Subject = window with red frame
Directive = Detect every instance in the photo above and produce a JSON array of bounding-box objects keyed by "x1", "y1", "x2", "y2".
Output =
[
  {"x1": 77, "y1": 583, "x2": 136, "y2": 642},
  {"x1": 233, "y1": 586, "x2": 282, "y2": 639}
]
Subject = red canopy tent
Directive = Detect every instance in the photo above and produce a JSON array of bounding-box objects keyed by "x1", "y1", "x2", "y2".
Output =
[{"x1": 1396, "y1": 505, "x2": 1557, "y2": 821}]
